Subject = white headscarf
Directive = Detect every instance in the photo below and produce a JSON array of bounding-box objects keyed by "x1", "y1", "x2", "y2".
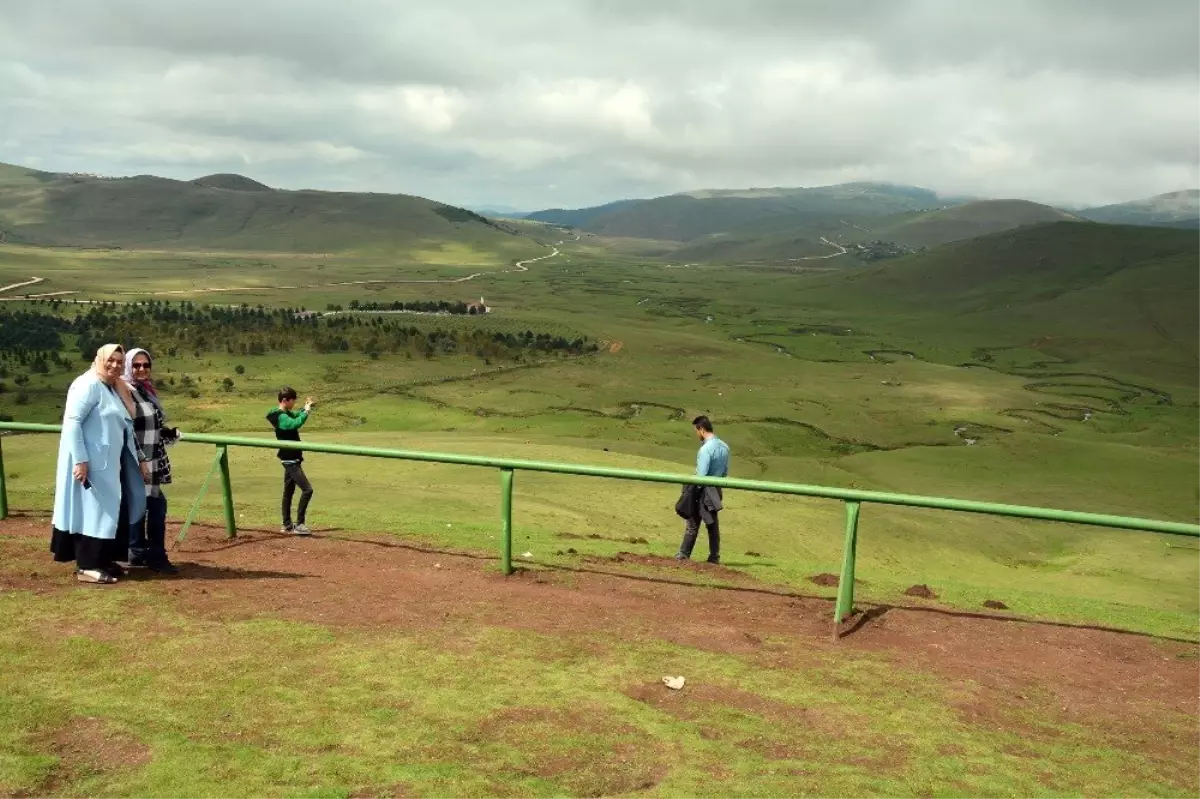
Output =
[
  {"x1": 91, "y1": 344, "x2": 136, "y2": 417},
  {"x1": 123, "y1": 347, "x2": 164, "y2": 414}
]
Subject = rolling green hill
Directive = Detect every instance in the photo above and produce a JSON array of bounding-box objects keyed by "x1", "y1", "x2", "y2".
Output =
[
  {"x1": 0, "y1": 162, "x2": 544, "y2": 257},
  {"x1": 529, "y1": 182, "x2": 948, "y2": 242},
  {"x1": 190, "y1": 173, "x2": 274, "y2": 192},
  {"x1": 666, "y1": 229, "x2": 836, "y2": 263},
  {"x1": 644, "y1": 198, "x2": 1082, "y2": 265},
  {"x1": 858, "y1": 199, "x2": 1084, "y2": 248},
  {"x1": 1081, "y1": 190, "x2": 1200, "y2": 229},
  {"x1": 791, "y1": 221, "x2": 1199, "y2": 390},
  {"x1": 524, "y1": 199, "x2": 644, "y2": 227}
]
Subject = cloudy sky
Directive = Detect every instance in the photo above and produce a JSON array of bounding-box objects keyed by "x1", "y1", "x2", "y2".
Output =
[{"x1": 1, "y1": 0, "x2": 1197, "y2": 210}]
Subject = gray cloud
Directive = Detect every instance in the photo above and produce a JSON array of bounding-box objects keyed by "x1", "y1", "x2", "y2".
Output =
[{"x1": 1, "y1": 0, "x2": 1196, "y2": 209}]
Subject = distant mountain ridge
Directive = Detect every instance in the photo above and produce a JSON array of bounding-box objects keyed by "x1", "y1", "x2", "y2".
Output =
[
  {"x1": 0, "y1": 162, "x2": 541, "y2": 255},
  {"x1": 527, "y1": 182, "x2": 953, "y2": 243},
  {"x1": 525, "y1": 199, "x2": 646, "y2": 228},
  {"x1": 1081, "y1": 190, "x2": 1200, "y2": 229}
]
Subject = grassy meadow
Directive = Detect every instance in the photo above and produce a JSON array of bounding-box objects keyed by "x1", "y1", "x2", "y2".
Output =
[
  {"x1": 1, "y1": 225, "x2": 1197, "y2": 635},
  {"x1": 0, "y1": 221, "x2": 1197, "y2": 797}
]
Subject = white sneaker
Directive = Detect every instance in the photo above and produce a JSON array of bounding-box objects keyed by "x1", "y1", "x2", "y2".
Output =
[{"x1": 293, "y1": 524, "x2": 312, "y2": 536}]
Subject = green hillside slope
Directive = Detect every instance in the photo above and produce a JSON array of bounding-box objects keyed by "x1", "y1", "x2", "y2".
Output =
[
  {"x1": 524, "y1": 199, "x2": 644, "y2": 227},
  {"x1": 0, "y1": 162, "x2": 542, "y2": 256},
  {"x1": 651, "y1": 198, "x2": 1079, "y2": 264},
  {"x1": 793, "y1": 222, "x2": 1199, "y2": 390},
  {"x1": 667, "y1": 229, "x2": 836, "y2": 263},
  {"x1": 861, "y1": 200, "x2": 1084, "y2": 248},
  {"x1": 532, "y1": 182, "x2": 945, "y2": 242}
]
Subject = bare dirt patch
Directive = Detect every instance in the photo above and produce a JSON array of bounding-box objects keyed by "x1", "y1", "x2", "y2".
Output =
[
  {"x1": 904, "y1": 583, "x2": 938, "y2": 599},
  {"x1": 556, "y1": 532, "x2": 649, "y2": 545},
  {"x1": 581, "y1": 551, "x2": 747, "y2": 581},
  {"x1": 37, "y1": 716, "x2": 151, "y2": 792}
]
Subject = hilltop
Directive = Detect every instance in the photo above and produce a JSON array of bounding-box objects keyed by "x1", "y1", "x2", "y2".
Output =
[
  {"x1": 0, "y1": 162, "x2": 544, "y2": 255},
  {"x1": 860, "y1": 199, "x2": 1084, "y2": 248},
  {"x1": 191, "y1": 173, "x2": 274, "y2": 192},
  {"x1": 1081, "y1": 190, "x2": 1200, "y2": 229}
]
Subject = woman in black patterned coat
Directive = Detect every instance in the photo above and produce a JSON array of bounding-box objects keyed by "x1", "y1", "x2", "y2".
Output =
[{"x1": 123, "y1": 347, "x2": 181, "y2": 574}]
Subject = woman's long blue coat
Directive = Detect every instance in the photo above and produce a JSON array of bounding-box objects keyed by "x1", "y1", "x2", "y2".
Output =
[{"x1": 51, "y1": 372, "x2": 146, "y2": 539}]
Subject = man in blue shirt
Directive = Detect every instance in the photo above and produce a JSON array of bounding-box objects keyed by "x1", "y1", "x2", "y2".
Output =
[{"x1": 676, "y1": 415, "x2": 730, "y2": 564}]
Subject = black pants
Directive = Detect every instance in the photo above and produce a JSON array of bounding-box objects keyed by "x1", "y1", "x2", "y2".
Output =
[
  {"x1": 129, "y1": 493, "x2": 169, "y2": 566},
  {"x1": 281, "y1": 462, "x2": 313, "y2": 526},
  {"x1": 678, "y1": 512, "x2": 720, "y2": 562}
]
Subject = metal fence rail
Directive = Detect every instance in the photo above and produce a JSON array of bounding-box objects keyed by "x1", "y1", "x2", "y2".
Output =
[{"x1": 2, "y1": 421, "x2": 1196, "y2": 628}]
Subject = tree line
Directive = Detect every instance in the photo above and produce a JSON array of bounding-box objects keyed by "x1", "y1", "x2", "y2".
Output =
[
  {"x1": 328, "y1": 299, "x2": 484, "y2": 314},
  {"x1": 0, "y1": 302, "x2": 600, "y2": 367}
]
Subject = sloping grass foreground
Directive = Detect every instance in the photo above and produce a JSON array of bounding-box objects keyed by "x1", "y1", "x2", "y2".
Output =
[{"x1": 0, "y1": 575, "x2": 1195, "y2": 798}]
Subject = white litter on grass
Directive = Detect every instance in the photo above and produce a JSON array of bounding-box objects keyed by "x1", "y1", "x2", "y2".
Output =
[
  {"x1": 522, "y1": 551, "x2": 533, "y2": 558},
  {"x1": 662, "y1": 676, "x2": 686, "y2": 690}
]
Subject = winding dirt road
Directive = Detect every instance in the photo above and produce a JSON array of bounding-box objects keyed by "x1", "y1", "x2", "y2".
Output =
[
  {"x1": 0, "y1": 241, "x2": 569, "y2": 303},
  {"x1": 0, "y1": 276, "x2": 45, "y2": 295},
  {"x1": 796, "y1": 237, "x2": 848, "y2": 260}
]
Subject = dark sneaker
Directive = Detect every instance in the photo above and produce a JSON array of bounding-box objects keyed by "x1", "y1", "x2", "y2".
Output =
[
  {"x1": 148, "y1": 561, "x2": 180, "y2": 576},
  {"x1": 706, "y1": 557, "x2": 721, "y2": 565},
  {"x1": 128, "y1": 557, "x2": 149, "y2": 569},
  {"x1": 104, "y1": 563, "x2": 127, "y2": 578},
  {"x1": 281, "y1": 524, "x2": 294, "y2": 534}
]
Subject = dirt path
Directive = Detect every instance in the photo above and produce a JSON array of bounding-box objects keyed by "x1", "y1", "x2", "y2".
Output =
[
  {"x1": 795, "y1": 237, "x2": 848, "y2": 260},
  {"x1": 509, "y1": 246, "x2": 560, "y2": 273},
  {"x1": 0, "y1": 245, "x2": 566, "y2": 303},
  {"x1": 0, "y1": 275, "x2": 45, "y2": 294},
  {"x1": 1, "y1": 516, "x2": 1194, "y2": 734}
]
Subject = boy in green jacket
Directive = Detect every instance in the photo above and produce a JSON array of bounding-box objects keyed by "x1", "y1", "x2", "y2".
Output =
[{"x1": 266, "y1": 386, "x2": 315, "y2": 535}]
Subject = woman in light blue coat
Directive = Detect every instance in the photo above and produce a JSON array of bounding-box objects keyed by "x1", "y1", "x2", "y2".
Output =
[{"x1": 50, "y1": 344, "x2": 149, "y2": 584}]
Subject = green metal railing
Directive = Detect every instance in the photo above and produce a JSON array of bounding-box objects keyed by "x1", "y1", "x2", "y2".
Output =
[{"x1": 1, "y1": 421, "x2": 1196, "y2": 630}]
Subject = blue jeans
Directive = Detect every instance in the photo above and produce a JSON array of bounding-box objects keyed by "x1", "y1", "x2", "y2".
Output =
[{"x1": 129, "y1": 493, "x2": 168, "y2": 565}]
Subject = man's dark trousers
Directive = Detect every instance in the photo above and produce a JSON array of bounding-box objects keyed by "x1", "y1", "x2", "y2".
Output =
[
  {"x1": 679, "y1": 513, "x2": 720, "y2": 563},
  {"x1": 282, "y1": 462, "x2": 314, "y2": 526}
]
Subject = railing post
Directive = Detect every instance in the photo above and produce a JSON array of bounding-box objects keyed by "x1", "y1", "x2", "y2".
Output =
[
  {"x1": 500, "y1": 467, "x2": 514, "y2": 575},
  {"x1": 0, "y1": 435, "x2": 8, "y2": 521},
  {"x1": 834, "y1": 500, "x2": 861, "y2": 626},
  {"x1": 217, "y1": 445, "x2": 237, "y2": 538}
]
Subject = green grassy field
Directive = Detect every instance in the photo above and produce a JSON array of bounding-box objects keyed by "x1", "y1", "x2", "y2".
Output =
[
  {"x1": 1, "y1": 223, "x2": 1197, "y2": 632},
  {"x1": 0, "y1": 220, "x2": 1196, "y2": 796}
]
